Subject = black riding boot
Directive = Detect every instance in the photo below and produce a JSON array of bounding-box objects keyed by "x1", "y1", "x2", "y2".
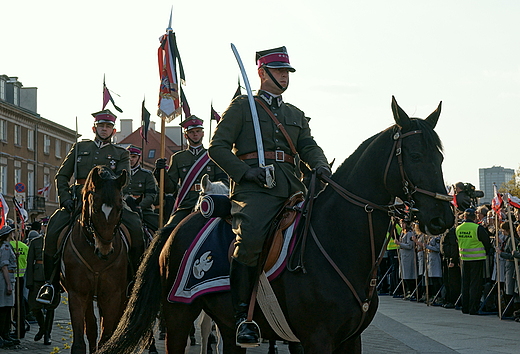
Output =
[
  {"x1": 34, "y1": 309, "x2": 45, "y2": 341},
  {"x1": 43, "y1": 309, "x2": 54, "y2": 345},
  {"x1": 230, "y1": 259, "x2": 260, "y2": 347},
  {"x1": 37, "y1": 255, "x2": 57, "y2": 304}
]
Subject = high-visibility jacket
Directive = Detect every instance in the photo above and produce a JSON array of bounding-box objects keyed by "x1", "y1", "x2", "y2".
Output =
[
  {"x1": 456, "y1": 222, "x2": 486, "y2": 261},
  {"x1": 386, "y1": 223, "x2": 402, "y2": 250},
  {"x1": 9, "y1": 240, "x2": 28, "y2": 277}
]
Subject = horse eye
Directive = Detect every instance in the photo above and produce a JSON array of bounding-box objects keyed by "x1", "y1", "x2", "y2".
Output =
[{"x1": 409, "y1": 152, "x2": 423, "y2": 161}]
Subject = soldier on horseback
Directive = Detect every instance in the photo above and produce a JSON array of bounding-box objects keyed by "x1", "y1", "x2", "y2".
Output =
[
  {"x1": 208, "y1": 46, "x2": 331, "y2": 347},
  {"x1": 123, "y1": 146, "x2": 159, "y2": 231},
  {"x1": 154, "y1": 116, "x2": 228, "y2": 230},
  {"x1": 37, "y1": 110, "x2": 144, "y2": 304}
]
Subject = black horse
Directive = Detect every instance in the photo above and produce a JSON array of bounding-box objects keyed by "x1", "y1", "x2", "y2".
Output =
[{"x1": 99, "y1": 96, "x2": 454, "y2": 354}]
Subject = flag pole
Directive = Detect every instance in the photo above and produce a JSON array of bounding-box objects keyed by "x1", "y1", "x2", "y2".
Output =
[
  {"x1": 504, "y1": 194, "x2": 520, "y2": 305},
  {"x1": 494, "y1": 184, "x2": 503, "y2": 318},
  {"x1": 159, "y1": 117, "x2": 166, "y2": 229}
]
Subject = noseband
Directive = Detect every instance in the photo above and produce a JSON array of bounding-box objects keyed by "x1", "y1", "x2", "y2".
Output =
[{"x1": 82, "y1": 190, "x2": 122, "y2": 246}]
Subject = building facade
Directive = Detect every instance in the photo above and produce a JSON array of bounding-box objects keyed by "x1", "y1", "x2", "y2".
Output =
[
  {"x1": 0, "y1": 74, "x2": 76, "y2": 222},
  {"x1": 479, "y1": 165, "x2": 515, "y2": 204}
]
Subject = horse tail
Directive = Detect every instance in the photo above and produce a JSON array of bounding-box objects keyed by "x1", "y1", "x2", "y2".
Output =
[{"x1": 97, "y1": 224, "x2": 175, "y2": 354}]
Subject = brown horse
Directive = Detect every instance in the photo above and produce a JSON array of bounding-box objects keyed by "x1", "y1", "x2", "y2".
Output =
[
  {"x1": 61, "y1": 165, "x2": 129, "y2": 353},
  {"x1": 100, "y1": 97, "x2": 454, "y2": 353}
]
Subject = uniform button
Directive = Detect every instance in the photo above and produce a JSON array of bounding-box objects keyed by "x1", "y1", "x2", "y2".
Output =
[
  {"x1": 275, "y1": 139, "x2": 279, "y2": 142},
  {"x1": 277, "y1": 147, "x2": 281, "y2": 149},
  {"x1": 274, "y1": 113, "x2": 278, "y2": 116},
  {"x1": 275, "y1": 130, "x2": 279, "y2": 133},
  {"x1": 293, "y1": 121, "x2": 297, "y2": 124}
]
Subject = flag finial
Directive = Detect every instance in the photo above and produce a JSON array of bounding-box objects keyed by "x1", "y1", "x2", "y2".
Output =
[{"x1": 167, "y1": 6, "x2": 173, "y2": 32}]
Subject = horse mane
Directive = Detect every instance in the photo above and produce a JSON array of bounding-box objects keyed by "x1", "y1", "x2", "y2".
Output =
[
  {"x1": 332, "y1": 118, "x2": 442, "y2": 181},
  {"x1": 82, "y1": 166, "x2": 122, "y2": 207}
]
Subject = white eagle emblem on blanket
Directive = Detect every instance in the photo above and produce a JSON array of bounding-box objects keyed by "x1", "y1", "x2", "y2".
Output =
[{"x1": 192, "y1": 251, "x2": 214, "y2": 279}]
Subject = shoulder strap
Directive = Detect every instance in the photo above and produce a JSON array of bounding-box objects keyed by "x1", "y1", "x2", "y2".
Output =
[{"x1": 254, "y1": 98, "x2": 298, "y2": 156}]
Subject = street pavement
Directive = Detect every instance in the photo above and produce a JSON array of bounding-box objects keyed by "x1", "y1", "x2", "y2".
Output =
[{"x1": 1, "y1": 294, "x2": 519, "y2": 353}]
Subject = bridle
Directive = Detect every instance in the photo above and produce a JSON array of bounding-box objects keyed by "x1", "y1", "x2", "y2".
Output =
[
  {"x1": 81, "y1": 190, "x2": 122, "y2": 246},
  {"x1": 295, "y1": 126, "x2": 452, "y2": 342}
]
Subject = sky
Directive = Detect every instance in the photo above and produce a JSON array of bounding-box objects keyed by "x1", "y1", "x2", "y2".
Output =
[{"x1": 2, "y1": 0, "x2": 520, "y2": 193}]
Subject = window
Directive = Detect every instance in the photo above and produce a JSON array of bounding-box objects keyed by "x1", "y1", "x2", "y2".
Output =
[
  {"x1": 27, "y1": 129, "x2": 34, "y2": 150},
  {"x1": 0, "y1": 165, "x2": 6, "y2": 194},
  {"x1": 0, "y1": 80, "x2": 4, "y2": 100},
  {"x1": 55, "y1": 139, "x2": 61, "y2": 158},
  {"x1": 13, "y1": 86, "x2": 18, "y2": 105},
  {"x1": 43, "y1": 173, "x2": 50, "y2": 200},
  {"x1": 65, "y1": 143, "x2": 71, "y2": 154},
  {"x1": 44, "y1": 134, "x2": 51, "y2": 154},
  {"x1": 14, "y1": 125, "x2": 21, "y2": 146},
  {"x1": 27, "y1": 169, "x2": 34, "y2": 196},
  {"x1": 0, "y1": 120, "x2": 6, "y2": 141},
  {"x1": 14, "y1": 168, "x2": 22, "y2": 188},
  {"x1": 148, "y1": 149, "x2": 156, "y2": 159}
]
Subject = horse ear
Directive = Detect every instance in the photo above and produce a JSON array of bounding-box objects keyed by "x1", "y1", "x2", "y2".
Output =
[
  {"x1": 425, "y1": 101, "x2": 442, "y2": 129},
  {"x1": 201, "y1": 174, "x2": 210, "y2": 192},
  {"x1": 391, "y1": 96, "x2": 411, "y2": 130},
  {"x1": 117, "y1": 170, "x2": 128, "y2": 189}
]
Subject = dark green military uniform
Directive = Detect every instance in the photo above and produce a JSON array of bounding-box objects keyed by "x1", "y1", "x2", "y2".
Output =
[
  {"x1": 158, "y1": 146, "x2": 228, "y2": 228},
  {"x1": 208, "y1": 91, "x2": 329, "y2": 266},
  {"x1": 124, "y1": 165, "x2": 159, "y2": 231},
  {"x1": 45, "y1": 139, "x2": 142, "y2": 258}
]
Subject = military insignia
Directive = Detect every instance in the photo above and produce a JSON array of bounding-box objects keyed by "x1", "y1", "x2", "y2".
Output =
[
  {"x1": 77, "y1": 157, "x2": 82, "y2": 163},
  {"x1": 206, "y1": 166, "x2": 211, "y2": 171},
  {"x1": 110, "y1": 160, "x2": 116, "y2": 169},
  {"x1": 138, "y1": 183, "x2": 143, "y2": 188},
  {"x1": 182, "y1": 168, "x2": 187, "y2": 172}
]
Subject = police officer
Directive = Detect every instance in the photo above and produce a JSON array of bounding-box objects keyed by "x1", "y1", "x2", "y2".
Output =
[
  {"x1": 456, "y1": 208, "x2": 492, "y2": 315},
  {"x1": 154, "y1": 116, "x2": 227, "y2": 230},
  {"x1": 208, "y1": 46, "x2": 330, "y2": 346},
  {"x1": 38, "y1": 109, "x2": 144, "y2": 303},
  {"x1": 123, "y1": 146, "x2": 159, "y2": 231}
]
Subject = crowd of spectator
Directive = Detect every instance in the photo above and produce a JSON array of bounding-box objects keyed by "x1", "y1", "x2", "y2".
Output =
[{"x1": 378, "y1": 200, "x2": 520, "y2": 322}]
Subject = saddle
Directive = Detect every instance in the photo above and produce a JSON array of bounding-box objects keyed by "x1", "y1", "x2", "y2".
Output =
[{"x1": 200, "y1": 192, "x2": 304, "y2": 272}]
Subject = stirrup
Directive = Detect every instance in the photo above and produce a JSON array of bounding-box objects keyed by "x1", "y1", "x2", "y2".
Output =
[
  {"x1": 36, "y1": 283, "x2": 54, "y2": 305},
  {"x1": 236, "y1": 319, "x2": 261, "y2": 348}
]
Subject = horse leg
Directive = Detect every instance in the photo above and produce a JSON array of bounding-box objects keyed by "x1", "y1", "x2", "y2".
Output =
[
  {"x1": 68, "y1": 293, "x2": 88, "y2": 354},
  {"x1": 211, "y1": 319, "x2": 245, "y2": 354},
  {"x1": 288, "y1": 341, "x2": 304, "y2": 354},
  {"x1": 268, "y1": 340, "x2": 278, "y2": 354},
  {"x1": 199, "y1": 311, "x2": 212, "y2": 354},
  {"x1": 85, "y1": 301, "x2": 98, "y2": 353},
  {"x1": 333, "y1": 335, "x2": 362, "y2": 354},
  {"x1": 97, "y1": 289, "x2": 126, "y2": 348},
  {"x1": 163, "y1": 303, "x2": 203, "y2": 354}
]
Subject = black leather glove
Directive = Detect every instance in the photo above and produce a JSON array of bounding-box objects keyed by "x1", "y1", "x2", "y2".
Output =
[
  {"x1": 243, "y1": 167, "x2": 267, "y2": 187},
  {"x1": 155, "y1": 158, "x2": 167, "y2": 170},
  {"x1": 513, "y1": 250, "x2": 520, "y2": 259},
  {"x1": 316, "y1": 166, "x2": 332, "y2": 180},
  {"x1": 62, "y1": 199, "x2": 75, "y2": 213}
]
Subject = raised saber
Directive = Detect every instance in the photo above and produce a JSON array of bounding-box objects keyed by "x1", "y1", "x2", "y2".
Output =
[{"x1": 231, "y1": 43, "x2": 275, "y2": 188}]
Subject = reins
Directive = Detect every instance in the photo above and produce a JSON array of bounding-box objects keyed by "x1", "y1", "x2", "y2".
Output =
[{"x1": 291, "y1": 127, "x2": 452, "y2": 342}]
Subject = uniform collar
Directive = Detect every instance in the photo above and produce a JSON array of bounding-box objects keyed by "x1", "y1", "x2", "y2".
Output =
[
  {"x1": 94, "y1": 139, "x2": 111, "y2": 148},
  {"x1": 188, "y1": 145, "x2": 204, "y2": 156},
  {"x1": 131, "y1": 164, "x2": 141, "y2": 175},
  {"x1": 259, "y1": 90, "x2": 283, "y2": 108}
]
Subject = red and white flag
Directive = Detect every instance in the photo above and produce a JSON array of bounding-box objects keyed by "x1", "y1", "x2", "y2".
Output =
[
  {"x1": 37, "y1": 184, "x2": 51, "y2": 197},
  {"x1": 506, "y1": 193, "x2": 520, "y2": 209},
  {"x1": 12, "y1": 197, "x2": 28, "y2": 230},
  {"x1": 0, "y1": 193, "x2": 9, "y2": 229},
  {"x1": 448, "y1": 185, "x2": 457, "y2": 208},
  {"x1": 491, "y1": 184, "x2": 503, "y2": 213}
]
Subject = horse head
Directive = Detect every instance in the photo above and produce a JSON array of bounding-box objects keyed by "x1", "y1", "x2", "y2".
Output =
[
  {"x1": 195, "y1": 174, "x2": 230, "y2": 211},
  {"x1": 82, "y1": 166, "x2": 127, "y2": 259},
  {"x1": 388, "y1": 96, "x2": 454, "y2": 234}
]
